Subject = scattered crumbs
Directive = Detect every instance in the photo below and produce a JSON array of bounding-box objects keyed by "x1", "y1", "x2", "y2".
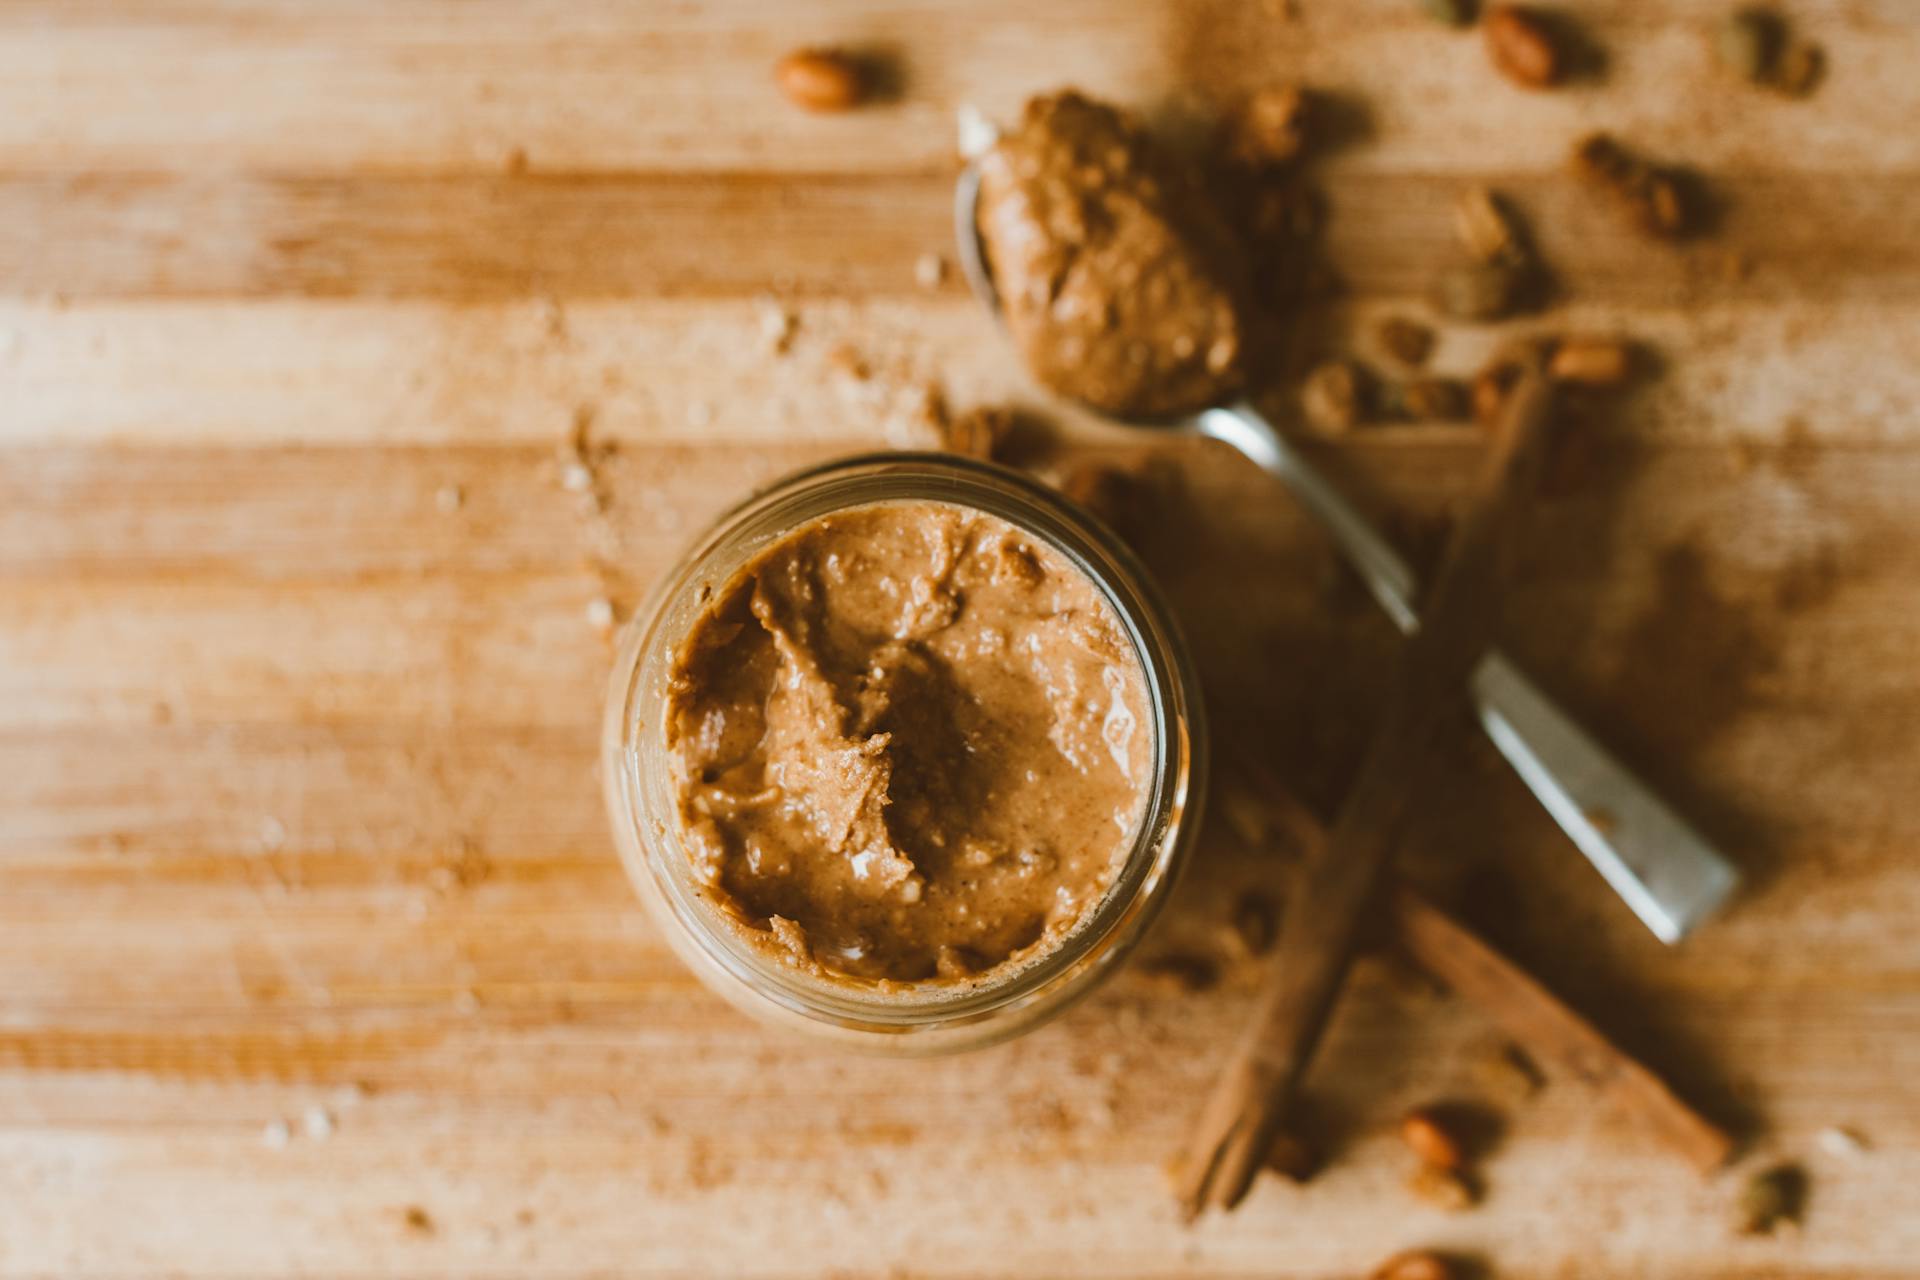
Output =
[
  {"x1": 1816, "y1": 1126, "x2": 1869, "y2": 1158},
  {"x1": 941, "y1": 404, "x2": 1013, "y2": 460},
  {"x1": 403, "y1": 1204, "x2": 435, "y2": 1235},
  {"x1": 586, "y1": 596, "x2": 617, "y2": 633},
  {"x1": 914, "y1": 252, "x2": 948, "y2": 290},
  {"x1": 1473, "y1": 1039, "x2": 1548, "y2": 1102},
  {"x1": 1737, "y1": 1162, "x2": 1807, "y2": 1235},
  {"x1": 1228, "y1": 890, "x2": 1279, "y2": 958},
  {"x1": 1370, "y1": 1249, "x2": 1458, "y2": 1280},
  {"x1": 1301, "y1": 360, "x2": 1366, "y2": 436},
  {"x1": 259, "y1": 816, "x2": 288, "y2": 852},
  {"x1": 1133, "y1": 951, "x2": 1219, "y2": 994},
  {"x1": 434, "y1": 484, "x2": 464, "y2": 514},
  {"x1": 882, "y1": 381, "x2": 949, "y2": 450},
  {"x1": 454, "y1": 988, "x2": 482, "y2": 1014},
  {"x1": 1406, "y1": 1162, "x2": 1478, "y2": 1211},
  {"x1": 685, "y1": 400, "x2": 714, "y2": 429},
  {"x1": 1572, "y1": 133, "x2": 1693, "y2": 240},
  {"x1": 826, "y1": 343, "x2": 870, "y2": 382},
  {"x1": 1773, "y1": 38, "x2": 1825, "y2": 98},
  {"x1": 1374, "y1": 315, "x2": 1436, "y2": 368},
  {"x1": 757, "y1": 297, "x2": 797, "y2": 355},
  {"x1": 1370, "y1": 945, "x2": 1451, "y2": 1007},
  {"x1": 302, "y1": 1105, "x2": 336, "y2": 1141},
  {"x1": 560, "y1": 461, "x2": 594, "y2": 493},
  {"x1": 331, "y1": 1080, "x2": 373, "y2": 1108},
  {"x1": 503, "y1": 146, "x2": 529, "y2": 176},
  {"x1": 262, "y1": 1118, "x2": 292, "y2": 1150},
  {"x1": 1266, "y1": 1129, "x2": 1317, "y2": 1181}
]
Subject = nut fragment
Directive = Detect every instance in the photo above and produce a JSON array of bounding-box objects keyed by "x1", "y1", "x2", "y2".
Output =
[
  {"x1": 1370, "y1": 1250, "x2": 1458, "y2": 1280},
  {"x1": 1397, "y1": 377, "x2": 1469, "y2": 422},
  {"x1": 913, "y1": 252, "x2": 949, "y2": 290},
  {"x1": 774, "y1": 48, "x2": 865, "y2": 112},
  {"x1": 1549, "y1": 336, "x2": 1633, "y2": 385},
  {"x1": 1774, "y1": 39, "x2": 1825, "y2": 96},
  {"x1": 1472, "y1": 335, "x2": 1550, "y2": 428},
  {"x1": 1135, "y1": 952, "x2": 1219, "y2": 993},
  {"x1": 942, "y1": 405, "x2": 1014, "y2": 459},
  {"x1": 1266, "y1": 1129, "x2": 1318, "y2": 1180},
  {"x1": 1737, "y1": 1163, "x2": 1807, "y2": 1235},
  {"x1": 1454, "y1": 186, "x2": 1523, "y2": 264},
  {"x1": 1227, "y1": 85, "x2": 1309, "y2": 168},
  {"x1": 1815, "y1": 1125, "x2": 1869, "y2": 1158},
  {"x1": 1419, "y1": 0, "x2": 1474, "y2": 27},
  {"x1": 1400, "y1": 1107, "x2": 1467, "y2": 1170},
  {"x1": 1407, "y1": 1162, "x2": 1479, "y2": 1211},
  {"x1": 1573, "y1": 133, "x2": 1691, "y2": 239},
  {"x1": 1485, "y1": 5, "x2": 1561, "y2": 88},
  {"x1": 1472, "y1": 364, "x2": 1518, "y2": 429},
  {"x1": 1229, "y1": 890, "x2": 1280, "y2": 957},
  {"x1": 1715, "y1": 8, "x2": 1781, "y2": 82},
  {"x1": 1059, "y1": 460, "x2": 1151, "y2": 537},
  {"x1": 1301, "y1": 360, "x2": 1367, "y2": 436},
  {"x1": 1433, "y1": 260, "x2": 1522, "y2": 322},
  {"x1": 1473, "y1": 1040, "x2": 1547, "y2": 1101},
  {"x1": 1374, "y1": 316, "x2": 1436, "y2": 367}
]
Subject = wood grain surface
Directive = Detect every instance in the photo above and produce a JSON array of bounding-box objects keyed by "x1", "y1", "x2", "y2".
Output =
[{"x1": 4, "y1": 2, "x2": 1918, "y2": 1277}]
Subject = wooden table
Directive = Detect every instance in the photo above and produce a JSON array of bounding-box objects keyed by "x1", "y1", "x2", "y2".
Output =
[{"x1": 4, "y1": 3, "x2": 1916, "y2": 1276}]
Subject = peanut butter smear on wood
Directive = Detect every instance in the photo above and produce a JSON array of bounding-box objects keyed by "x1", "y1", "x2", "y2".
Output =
[
  {"x1": 667, "y1": 501, "x2": 1152, "y2": 985},
  {"x1": 977, "y1": 90, "x2": 1249, "y2": 419}
]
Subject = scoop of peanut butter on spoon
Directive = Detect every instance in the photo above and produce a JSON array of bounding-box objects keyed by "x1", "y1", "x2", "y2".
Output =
[{"x1": 970, "y1": 91, "x2": 1250, "y2": 421}]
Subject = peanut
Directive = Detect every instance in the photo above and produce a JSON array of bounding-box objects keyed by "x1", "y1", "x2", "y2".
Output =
[
  {"x1": 1737, "y1": 1163, "x2": 1807, "y2": 1235},
  {"x1": 1301, "y1": 360, "x2": 1367, "y2": 436},
  {"x1": 1370, "y1": 1251, "x2": 1458, "y2": 1280},
  {"x1": 1454, "y1": 186, "x2": 1523, "y2": 264},
  {"x1": 1774, "y1": 39, "x2": 1825, "y2": 97},
  {"x1": 1433, "y1": 260, "x2": 1522, "y2": 322},
  {"x1": 1375, "y1": 316, "x2": 1436, "y2": 367},
  {"x1": 1549, "y1": 337, "x2": 1633, "y2": 385},
  {"x1": 1714, "y1": 9, "x2": 1781, "y2": 82},
  {"x1": 1473, "y1": 363, "x2": 1522, "y2": 430},
  {"x1": 774, "y1": 48, "x2": 865, "y2": 112},
  {"x1": 1400, "y1": 1107, "x2": 1467, "y2": 1170},
  {"x1": 1573, "y1": 133, "x2": 1692, "y2": 239},
  {"x1": 1485, "y1": 5, "x2": 1561, "y2": 88},
  {"x1": 1133, "y1": 952, "x2": 1219, "y2": 994},
  {"x1": 1407, "y1": 1162, "x2": 1479, "y2": 1211},
  {"x1": 1400, "y1": 377, "x2": 1468, "y2": 421},
  {"x1": 1266, "y1": 1129, "x2": 1317, "y2": 1181},
  {"x1": 1228, "y1": 85, "x2": 1309, "y2": 168}
]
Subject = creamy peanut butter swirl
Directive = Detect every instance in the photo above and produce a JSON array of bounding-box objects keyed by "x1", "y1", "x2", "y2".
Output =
[{"x1": 667, "y1": 501, "x2": 1151, "y2": 985}]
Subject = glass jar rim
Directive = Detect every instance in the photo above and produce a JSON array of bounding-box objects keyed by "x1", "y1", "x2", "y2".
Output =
[{"x1": 603, "y1": 452, "x2": 1206, "y2": 1037}]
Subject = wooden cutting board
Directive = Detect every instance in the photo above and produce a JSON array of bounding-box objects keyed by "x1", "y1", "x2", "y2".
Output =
[{"x1": 3, "y1": 3, "x2": 1917, "y2": 1276}]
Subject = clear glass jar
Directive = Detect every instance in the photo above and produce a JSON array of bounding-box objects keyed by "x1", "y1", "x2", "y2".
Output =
[{"x1": 601, "y1": 453, "x2": 1205, "y2": 1053}]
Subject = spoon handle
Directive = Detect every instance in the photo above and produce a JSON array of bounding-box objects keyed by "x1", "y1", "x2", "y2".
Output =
[{"x1": 1194, "y1": 402, "x2": 1738, "y2": 943}]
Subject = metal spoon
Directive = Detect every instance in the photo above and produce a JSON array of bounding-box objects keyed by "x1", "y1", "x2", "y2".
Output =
[{"x1": 952, "y1": 136, "x2": 1736, "y2": 943}]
